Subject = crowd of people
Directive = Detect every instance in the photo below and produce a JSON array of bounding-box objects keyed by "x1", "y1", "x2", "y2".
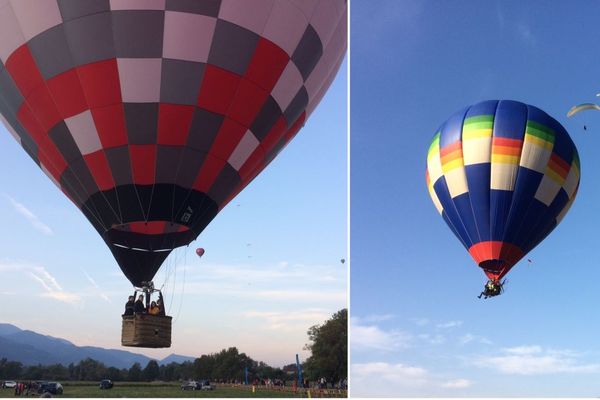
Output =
[{"x1": 10, "y1": 381, "x2": 44, "y2": 396}]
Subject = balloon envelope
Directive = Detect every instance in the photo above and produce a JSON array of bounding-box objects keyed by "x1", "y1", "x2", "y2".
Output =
[
  {"x1": 196, "y1": 248, "x2": 205, "y2": 258},
  {"x1": 426, "y1": 100, "x2": 580, "y2": 280},
  {"x1": 0, "y1": 1, "x2": 347, "y2": 286}
]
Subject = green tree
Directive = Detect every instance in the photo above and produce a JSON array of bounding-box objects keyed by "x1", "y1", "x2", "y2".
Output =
[
  {"x1": 178, "y1": 361, "x2": 195, "y2": 381},
  {"x1": 193, "y1": 355, "x2": 215, "y2": 380},
  {"x1": 106, "y1": 366, "x2": 124, "y2": 381},
  {"x1": 303, "y1": 309, "x2": 347, "y2": 384},
  {"x1": 0, "y1": 358, "x2": 23, "y2": 379},
  {"x1": 128, "y1": 362, "x2": 142, "y2": 381},
  {"x1": 143, "y1": 360, "x2": 160, "y2": 382},
  {"x1": 76, "y1": 358, "x2": 107, "y2": 381},
  {"x1": 160, "y1": 362, "x2": 178, "y2": 381}
]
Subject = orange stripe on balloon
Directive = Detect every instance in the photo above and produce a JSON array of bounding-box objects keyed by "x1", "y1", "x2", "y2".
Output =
[
  {"x1": 440, "y1": 148, "x2": 463, "y2": 165},
  {"x1": 439, "y1": 141, "x2": 462, "y2": 157},
  {"x1": 492, "y1": 137, "x2": 523, "y2": 148},
  {"x1": 492, "y1": 145, "x2": 521, "y2": 156},
  {"x1": 548, "y1": 154, "x2": 570, "y2": 179}
]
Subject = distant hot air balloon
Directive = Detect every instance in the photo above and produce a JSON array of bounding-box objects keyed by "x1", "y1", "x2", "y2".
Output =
[
  {"x1": 196, "y1": 248, "x2": 205, "y2": 258},
  {"x1": 340, "y1": 258, "x2": 345, "y2": 264},
  {"x1": 426, "y1": 100, "x2": 580, "y2": 294},
  {"x1": 0, "y1": 1, "x2": 347, "y2": 345}
]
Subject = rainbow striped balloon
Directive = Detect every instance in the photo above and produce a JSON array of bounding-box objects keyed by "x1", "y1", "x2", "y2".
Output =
[{"x1": 426, "y1": 100, "x2": 580, "y2": 280}]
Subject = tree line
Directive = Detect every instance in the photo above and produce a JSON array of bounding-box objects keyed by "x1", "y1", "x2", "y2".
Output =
[
  {"x1": 0, "y1": 308, "x2": 347, "y2": 384},
  {"x1": 0, "y1": 348, "x2": 289, "y2": 383}
]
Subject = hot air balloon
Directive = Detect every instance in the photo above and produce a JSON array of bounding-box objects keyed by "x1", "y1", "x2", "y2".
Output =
[
  {"x1": 0, "y1": 1, "x2": 347, "y2": 346},
  {"x1": 426, "y1": 100, "x2": 580, "y2": 298},
  {"x1": 196, "y1": 248, "x2": 205, "y2": 258}
]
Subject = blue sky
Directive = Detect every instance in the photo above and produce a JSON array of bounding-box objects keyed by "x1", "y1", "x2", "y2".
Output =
[
  {"x1": 351, "y1": 0, "x2": 600, "y2": 396},
  {"x1": 0, "y1": 58, "x2": 347, "y2": 367}
]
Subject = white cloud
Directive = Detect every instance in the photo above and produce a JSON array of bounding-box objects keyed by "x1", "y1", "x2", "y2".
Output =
[
  {"x1": 5, "y1": 195, "x2": 53, "y2": 235},
  {"x1": 254, "y1": 289, "x2": 345, "y2": 302},
  {"x1": 351, "y1": 318, "x2": 411, "y2": 351},
  {"x1": 353, "y1": 362, "x2": 428, "y2": 385},
  {"x1": 459, "y1": 333, "x2": 492, "y2": 346},
  {"x1": 517, "y1": 22, "x2": 536, "y2": 46},
  {"x1": 505, "y1": 345, "x2": 542, "y2": 355},
  {"x1": 413, "y1": 318, "x2": 429, "y2": 326},
  {"x1": 418, "y1": 333, "x2": 445, "y2": 345},
  {"x1": 0, "y1": 260, "x2": 33, "y2": 272},
  {"x1": 29, "y1": 267, "x2": 82, "y2": 306},
  {"x1": 162, "y1": 263, "x2": 346, "y2": 305},
  {"x1": 40, "y1": 291, "x2": 82, "y2": 305},
  {"x1": 187, "y1": 262, "x2": 345, "y2": 284},
  {"x1": 360, "y1": 314, "x2": 395, "y2": 323},
  {"x1": 473, "y1": 346, "x2": 600, "y2": 375},
  {"x1": 2, "y1": 261, "x2": 83, "y2": 306},
  {"x1": 351, "y1": 361, "x2": 474, "y2": 396},
  {"x1": 496, "y1": 2, "x2": 505, "y2": 30},
  {"x1": 82, "y1": 270, "x2": 111, "y2": 303},
  {"x1": 243, "y1": 309, "x2": 331, "y2": 332},
  {"x1": 31, "y1": 267, "x2": 62, "y2": 291},
  {"x1": 441, "y1": 378, "x2": 472, "y2": 388},
  {"x1": 436, "y1": 320, "x2": 463, "y2": 329}
]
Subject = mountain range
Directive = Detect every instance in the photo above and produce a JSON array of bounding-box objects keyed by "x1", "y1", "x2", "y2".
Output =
[{"x1": 0, "y1": 323, "x2": 195, "y2": 369}]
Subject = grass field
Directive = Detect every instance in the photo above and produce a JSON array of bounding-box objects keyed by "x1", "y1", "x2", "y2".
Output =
[{"x1": 0, "y1": 382, "x2": 347, "y2": 398}]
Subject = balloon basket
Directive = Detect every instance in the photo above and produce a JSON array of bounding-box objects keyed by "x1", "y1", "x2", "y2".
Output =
[{"x1": 121, "y1": 314, "x2": 172, "y2": 348}]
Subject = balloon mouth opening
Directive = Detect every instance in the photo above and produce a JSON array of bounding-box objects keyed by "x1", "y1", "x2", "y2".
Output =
[
  {"x1": 479, "y1": 259, "x2": 508, "y2": 279},
  {"x1": 112, "y1": 221, "x2": 190, "y2": 235}
]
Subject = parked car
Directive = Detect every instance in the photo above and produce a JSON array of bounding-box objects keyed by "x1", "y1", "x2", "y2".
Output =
[
  {"x1": 37, "y1": 382, "x2": 63, "y2": 395},
  {"x1": 99, "y1": 379, "x2": 113, "y2": 389},
  {"x1": 180, "y1": 380, "x2": 213, "y2": 391},
  {"x1": 181, "y1": 381, "x2": 200, "y2": 390},
  {"x1": 2, "y1": 381, "x2": 17, "y2": 389}
]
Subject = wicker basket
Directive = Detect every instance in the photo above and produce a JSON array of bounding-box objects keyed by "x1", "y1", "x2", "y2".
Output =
[{"x1": 121, "y1": 314, "x2": 172, "y2": 348}]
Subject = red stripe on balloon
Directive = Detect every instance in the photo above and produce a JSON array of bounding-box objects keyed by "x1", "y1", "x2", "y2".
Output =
[
  {"x1": 157, "y1": 103, "x2": 195, "y2": 146},
  {"x1": 228, "y1": 78, "x2": 269, "y2": 128},
  {"x1": 47, "y1": 69, "x2": 88, "y2": 119},
  {"x1": 129, "y1": 145, "x2": 156, "y2": 185},
  {"x1": 5, "y1": 45, "x2": 43, "y2": 98},
  {"x1": 197, "y1": 65, "x2": 240, "y2": 115},
  {"x1": 245, "y1": 37, "x2": 289, "y2": 92},
  {"x1": 84, "y1": 150, "x2": 115, "y2": 191},
  {"x1": 77, "y1": 59, "x2": 122, "y2": 108},
  {"x1": 92, "y1": 104, "x2": 128, "y2": 149}
]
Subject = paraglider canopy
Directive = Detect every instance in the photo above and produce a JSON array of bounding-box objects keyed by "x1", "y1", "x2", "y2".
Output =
[{"x1": 567, "y1": 103, "x2": 600, "y2": 117}]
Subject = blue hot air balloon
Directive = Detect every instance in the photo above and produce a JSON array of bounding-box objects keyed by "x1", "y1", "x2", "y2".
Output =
[{"x1": 426, "y1": 100, "x2": 580, "y2": 295}]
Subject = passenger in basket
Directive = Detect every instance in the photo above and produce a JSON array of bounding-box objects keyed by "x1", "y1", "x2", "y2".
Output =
[
  {"x1": 124, "y1": 295, "x2": 134, "y2": 316},
  {"x1": 134, "y1": 294, "x2": 146, "y2": 314},
  {"x1": 149, "y1": 301, "x2": 160, "y2": 315}
]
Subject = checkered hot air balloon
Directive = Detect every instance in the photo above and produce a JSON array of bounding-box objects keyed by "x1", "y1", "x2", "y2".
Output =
[
  {"x1": 0, "y1": 0, "x2": 347, "y2": 287},
  {"x1": 426, "y1": 100, "x2": 580, "y2": 282}
]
